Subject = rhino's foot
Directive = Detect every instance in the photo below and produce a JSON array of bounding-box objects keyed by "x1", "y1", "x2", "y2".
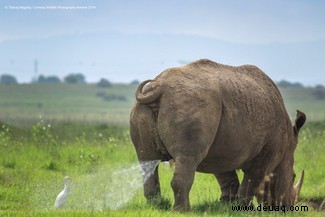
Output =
[
  {"x1": 171, "y1": 174, "x2": 192, "y2": 212},
  {"x1": 171, "y1": 156, "x2": 198, "y2": 212},
  {"x1": 238, "y1": 197, "x2": 254, "y2": 206},
  {"x1": 146, "y1": 195, "x2": 162, "y2": 204},
  {"x1": 147, "y1": 195, "x2": 173, "y2": 211},
  {"x1": 220, "y1": 195, "x2": 238, "y2": 203},
  {"x1": 173, "y1": 204, "x2": 190, "y2": 212},
  {"x1": 215, "y1": 170, "x2": 240, "y2": 204}
]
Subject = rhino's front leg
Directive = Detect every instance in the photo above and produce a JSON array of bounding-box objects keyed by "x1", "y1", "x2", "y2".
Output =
[
  {"x1": 143, "y1": 165, "x2": 161, "y2": 202},
  {"x1": 214, "y1": 171, "x2": 239, "y2": 202},
  {"x1": 171, "y1": 156, "x2": 197, "y2": 211}
]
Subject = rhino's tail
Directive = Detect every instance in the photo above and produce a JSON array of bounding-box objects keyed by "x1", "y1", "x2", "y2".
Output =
[{"x1": 136, "y1": 79, "x2": 162, "y2": 104}]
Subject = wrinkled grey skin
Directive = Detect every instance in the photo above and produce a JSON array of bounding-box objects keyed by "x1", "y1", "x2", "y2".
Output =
[{"x1": 130, "y1": 59, "x2": 306, "y2": 211}]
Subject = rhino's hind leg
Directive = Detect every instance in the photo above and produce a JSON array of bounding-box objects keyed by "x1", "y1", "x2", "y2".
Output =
[
  {"x1": 171, "y1": 156, "x2": 198, "y2": 211},
  {"x1": 144, "y1": 165, "x2": 161, "y2": 203},
  {"x1": 214, "y1": 171, "x2": 239, "y2": 202},
  {"x1": 238, "y1": 173, "x2": 263, "y2": 206}
]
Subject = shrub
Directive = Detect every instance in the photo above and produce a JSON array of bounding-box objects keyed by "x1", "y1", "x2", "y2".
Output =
[
  {"x1": 97, "y1": 78, "x2": 112, "y2": 88},
  {"x1": 312, "y1": 88, "x2": 325, "y2": 100},
  {"x1": 96, "y1": 92, "x2": 127, "y2": 102},
  {"x1": 64, "y1": 73, "x2": 86, "y2": 84},
  {"x1": 36, "y1": 75, "x2": 61, "y2": 84},
  {"x1": 0, "y1": 74, "x2": 18, "y2": 84}
]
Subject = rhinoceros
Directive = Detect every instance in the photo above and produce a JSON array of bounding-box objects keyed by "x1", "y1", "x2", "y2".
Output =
[{"x1": 130, "y1": 59, "x2": 306, "y2": 211}]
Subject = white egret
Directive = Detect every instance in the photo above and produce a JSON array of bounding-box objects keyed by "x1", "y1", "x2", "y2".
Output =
[{"x1": 54, "y1": 176, "x2": 73, "y2": 208}]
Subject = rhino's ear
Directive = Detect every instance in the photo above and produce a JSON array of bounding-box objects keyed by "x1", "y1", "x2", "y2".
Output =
[{"x1": 294, "y1": 110, "x2": 306, "y2": 135}]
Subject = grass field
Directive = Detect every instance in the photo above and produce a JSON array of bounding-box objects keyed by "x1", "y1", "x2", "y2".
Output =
[
  {"x1": 0, "y1": 84, "x2": 324, "y2": 216},
  {"x1": 0, "y1": 84, "x2": 137, "y2": 126}
]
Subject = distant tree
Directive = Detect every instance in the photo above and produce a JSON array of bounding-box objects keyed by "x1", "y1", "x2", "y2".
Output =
[
  {"x1": 0, "y1": 74, "x2": 18, "y2": 84},
  {"x1": 277, "y1": 80, "x2": 290, "y2": 88},
  {"x1": 37, "y1": 75, "x2": 46, "y2": 83},
  {"x1": 315, "y1": 84, "x2": 324, "y2": 89},
  {"x1": 46, "y1": 76, "x2": 61, "y2": 83},
  {"x1": 97, "y1": 78, "x2": 112, "y2": 88},
  {"x1": 36, "y1": 75, "x2": 61, "y2": 84},
  {"x1": 64, "y1": 73, "x2": 86, "y2": 84},
  {"x1": 75, "y1": 73, "x2": 86, "y2": 83},
  {"x1": 64, "y1": 74, "x2": 77, "y2": 84},
  {"x1": 312, "y1": 87, "x2": 325, "y2": 100},
  {"x1": 277, "y1": 80, "x2": 304, "y2": 88},
  {"x1": 291, "y1": 82, "x2": 304, "y2": 88},
  {"x1": 130, "y1": 80, "x2": 140, "y2": 85}
]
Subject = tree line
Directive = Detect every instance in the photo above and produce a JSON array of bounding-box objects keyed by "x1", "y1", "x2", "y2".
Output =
[
  {"x1": 0, "y1": 73, "x2": 87, "y2": 84},
  {"x1": 0, "y1": 73, "x2": 140, "y2": 86}
]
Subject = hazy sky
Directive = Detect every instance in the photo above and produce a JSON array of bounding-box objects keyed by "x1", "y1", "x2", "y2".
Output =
[{"x1": 0, "y1": 0, "x2": 324, "y2": 85}]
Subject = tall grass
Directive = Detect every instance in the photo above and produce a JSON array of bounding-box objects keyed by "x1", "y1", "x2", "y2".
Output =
[
  {"x1": 0, "y1": 118, "x2": 324, "y2": 216},
  {"x1": 295, "y1": 125, "x2": 325, "y2": 200}
]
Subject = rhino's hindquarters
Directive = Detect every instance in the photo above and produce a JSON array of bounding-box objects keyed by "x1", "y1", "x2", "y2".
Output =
[{"x1": 158, "y1": 98, "x2": 222, "y2": 211}]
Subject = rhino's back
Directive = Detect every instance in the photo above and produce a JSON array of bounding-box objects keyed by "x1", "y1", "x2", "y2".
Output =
[
  {"x1": 158, "y1": 59, "x2": 285, "y2": 114},
  {"x1": 157, "y1": 59, "x2": 290, "y2": 172}
]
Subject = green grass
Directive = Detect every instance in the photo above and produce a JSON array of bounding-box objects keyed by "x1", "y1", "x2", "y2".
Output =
[{"x1": 0, "y1": 120, "x2": 324, "y2": 216}]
